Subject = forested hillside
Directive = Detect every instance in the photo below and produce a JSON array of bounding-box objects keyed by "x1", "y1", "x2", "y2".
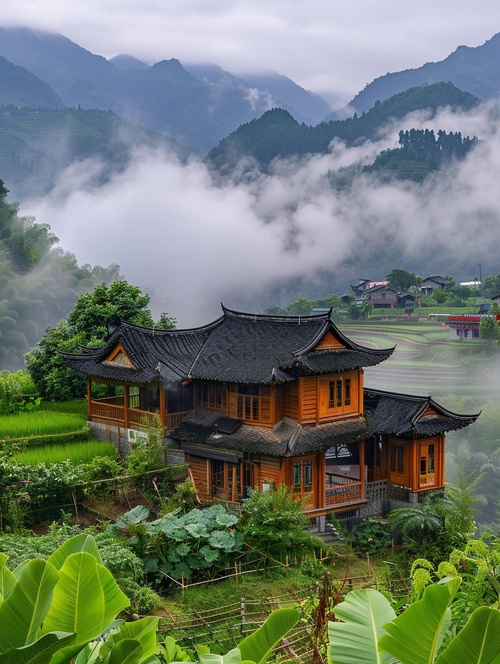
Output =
[
  {"x1": 0, "y1": 181, "x2": 122, "y2": 370},
  {"x1": 0, "y1": 106, "x2": 172, "y2": 199},
  {"x1": 208, "y1": 82, "x2": 479, "y2": 173},
  {"x1": 364, "y1": 128, "x2": 478, "y2": 181},
  {"x1": 348, "y1": 31, "x2": 500, "y2": 113},
  {"x1": 0, "y1": 55, "x2": 62, "y2": 108}
]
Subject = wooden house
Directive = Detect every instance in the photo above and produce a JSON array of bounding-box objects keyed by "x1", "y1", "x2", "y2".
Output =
[
  {"x1": 62, "y1": 306, "x2": 478, "y2": 526},
  {"x1": 360, "y1": 285, "x2": 415, "y2": 310},
  {"x1": 420, "y1": 276, "x2": 447, "y2": 295}
]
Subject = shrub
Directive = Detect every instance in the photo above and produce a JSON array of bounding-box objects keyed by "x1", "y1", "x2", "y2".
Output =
[
  {"x1": 239, "y1": 484, "x2": 322, "y2": 562},
  {"x1": 346, "y1": 518, "x2": 391, "y2": 554}
]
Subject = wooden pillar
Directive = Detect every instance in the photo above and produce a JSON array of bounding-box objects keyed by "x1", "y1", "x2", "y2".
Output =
[
  {"x1": 358, "y1": 370, "x2": 364, "y2": 415},
  {"x1": 298, "y1": 378, "x2": 304, "y2": 425},
  {"x1": 159, "y1": 381, "x2": 166, "y2": 429},
  {"x1": 359, "y1": 439, "x2": 365, "y2": 500},
  {"x1": 315, "y1": 376, "x2": 320, "y2": 425},
  {"x1": 86, "y1": 377, "x2": 92, "y2": 419},
  {"x1": 318, "y1": 453, "x2": 326, "y2": 508},
  {"x1": 123, "y1": 384, "x2": 129, "y2": 429}
]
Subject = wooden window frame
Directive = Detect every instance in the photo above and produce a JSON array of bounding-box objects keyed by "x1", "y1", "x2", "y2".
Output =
[
  {"x1": 195, "y1": 382, "x2": 227, "y2": 410},
  {"x1": 328, "y1": 377, "x2": 351, "y2": 410}
]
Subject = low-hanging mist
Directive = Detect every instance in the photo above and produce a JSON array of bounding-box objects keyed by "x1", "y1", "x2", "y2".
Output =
[{"x1": 22, "y1": 102, "x2": 500, "y2": 327}]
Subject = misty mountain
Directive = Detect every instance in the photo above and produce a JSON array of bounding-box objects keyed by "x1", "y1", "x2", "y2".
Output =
[
  {"x1": 348, "y1": 32, "x2": 500, "y2": 115},
  {"x1": 109, "y1": 54, "x2": 148, "y2": 72},
  {"x1": 0, "y1": 106, "x2": 174, "y2": 200},
  {"x1": 186, "y1": 65, "x2": 331, "y2": 125},
  {"x1": 208, "y1": 82, "x2": 480, "y2": 173},
  {"x1": 0, "y1": 56, "x2": 63, "y2": 108},
  {"x1": 0, "y1": 27, "x2": 331, "y2": 150}
]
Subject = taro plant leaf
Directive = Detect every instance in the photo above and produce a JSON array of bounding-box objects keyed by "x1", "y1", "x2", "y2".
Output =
[
  {"x1": 184, "y1": 523, "x2": 209, "y2": 539},
  {"x1": 42, "y1": 552, "x2": 129, "y2": 644},
  {"x1": 238, "y1": 608, "x2": 300, "y2": 664},
  {"x1": 116, "y1": 505, "x2": 150, "y2": 528},
  {"x1": 0, "y1": 559, "x2": 60, "y2": 651},
  {"x1": 328, "y1": 588, "x2": 397, "y2": 664},
  {"x1": 208, "y1": 531, "x2": 235, "y2": 550},
  {"x1": 435, "y1": 606, "x2": 500, "y2": 664},
  {"x1": 47, "y1": 533, "x2": 102, "y2": 569},
  {"x1": 175, "y1": 543, "x2": 191, "y2": 557},
  {"x1": 0, "y1": 631, "x2": 77, "y2": 664},
  {"x1": 214, "y1": 513, "x2": 239, "y2": 528},
  {"x1": 379, "y1": 577, "x2": 461, "y2": 664},
  {"x1": 199, "y1": 545, "x2": 219, "y2": 564},
  {"x1": 100, "y1": 617, "x2": 159, "y2": 662}
]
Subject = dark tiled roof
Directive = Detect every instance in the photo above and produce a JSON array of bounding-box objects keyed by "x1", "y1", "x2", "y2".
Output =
[
  {"x1": 62, "y1": 305, "x2": 394, "y2": 385},
  {"x1": 364, "y1": 388, "x2": 480, "y2": 437},
  {"x1": 171, "y1": 408, "x2": 368, "y2": 457}
]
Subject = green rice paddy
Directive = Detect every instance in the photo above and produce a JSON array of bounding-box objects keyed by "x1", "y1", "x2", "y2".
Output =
[
  {"x1": 1, "y1": 411, "x2": 86, "y2": 438},
  {"x1": 11, "y1": 440, "x2": 116, "y2": 466}
]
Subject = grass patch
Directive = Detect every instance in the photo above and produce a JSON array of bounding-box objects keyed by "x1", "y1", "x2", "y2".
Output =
[
  {"x1": 40, "y1": 400, "x2": 87, "y2": 416},
  {"x1": 11, "y1": 440, "x2": 116, "y2": 465},
  {"x1": 1, "y1": 411, "x2": 87, "y2": 438}
]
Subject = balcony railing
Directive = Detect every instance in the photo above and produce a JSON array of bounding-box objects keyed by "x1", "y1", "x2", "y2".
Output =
[
  {"x1": 89, "y1": 398, "x2": 189, "y2": 432},
  {"x1": 326, "y1": 473, "x2": 363, "y2": 505}
]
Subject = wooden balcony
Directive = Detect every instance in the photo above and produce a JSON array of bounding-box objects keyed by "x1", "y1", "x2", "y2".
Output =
[
  {"x1": 325, "y1": 472, "x2": 363, "y2": 506},
  {"x1": 88, "y1": 396, "x2": 190, "y2": 433}
]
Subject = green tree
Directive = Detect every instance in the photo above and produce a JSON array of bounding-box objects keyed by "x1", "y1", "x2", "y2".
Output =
[
  {"x1": 25, "y1": 320, "x2": 88, "y2": 401},
  {"x1": 386, "y1": 268, "x2": 419, "y2": 291},
  {"x1": 480, "y1": 317, "x2": 500, "y2": 343},
  {"x1": 26, "y1": 280, "x2": 175, "y2": 400},
  {"x1": 68, "y1": 280, "x2": 154, "y2": 339},
  {"x1": 286, "y1": 297, "x2": 313, "y2": 314}
]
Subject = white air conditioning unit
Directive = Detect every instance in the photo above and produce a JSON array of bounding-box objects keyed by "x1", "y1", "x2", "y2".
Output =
[{"x1": 127, "y1": 429, "x2": 148, "y2": 443}]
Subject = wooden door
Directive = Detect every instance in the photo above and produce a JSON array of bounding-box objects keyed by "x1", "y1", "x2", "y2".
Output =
[
  {"x1": 418, "y1": 442, "x2": 436, "y2": 488},
  {"x1": 292, "y1": 455, "x2": 316, "y2": 508}
]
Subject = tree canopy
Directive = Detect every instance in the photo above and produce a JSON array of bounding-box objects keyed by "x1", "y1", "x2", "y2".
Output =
[
  {"x1": 386, "y1": 268, "x2": 420, "y2": 291},
  {"x1": 26, "y1": 280, "x2": 176, "y2": 401}
]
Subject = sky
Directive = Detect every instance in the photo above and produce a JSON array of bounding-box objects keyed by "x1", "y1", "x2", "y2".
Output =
[
  {"x1": 5, "y1": 1, "x2": 500, "y2": 328},
  {"x1": 1, "y1": 1, "x2": 500, "y2": 104}
]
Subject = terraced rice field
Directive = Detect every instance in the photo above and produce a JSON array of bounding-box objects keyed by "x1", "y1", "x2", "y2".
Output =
[{"x1": 340, "y1": 323, "x2": 494, "y2": 397}]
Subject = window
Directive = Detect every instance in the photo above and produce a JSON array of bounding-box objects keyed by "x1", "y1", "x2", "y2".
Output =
[
  {"x1": 195, "y1": 382, "x2": 226, "y2": 410},
  {"x1": 420, "y1": 443, "x2": 435, "y2": 478},
  {"x1": 390, "y1": 444, "x2": 404, "y2": 474},
  {"x1": 293, "y1": 460, "x2": 313, "y2": 493},
  {"x1": 328, "y1": 378, "x2": 351, "y2": 409},
  {"x1": 167, "y1": 381, "x2": 193, "y2": 413},
  {"x1": 237, "y1": 385, "x2": 260, "y2": 421}
]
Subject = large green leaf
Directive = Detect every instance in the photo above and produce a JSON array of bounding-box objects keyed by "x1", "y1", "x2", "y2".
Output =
[
  {"x1": 436, "y1": 606, "x2": 500, "y2": 664},
  {"x1": 42, "y1": 552, "x2": 128, "y2": 644},
  {"x1": 0, "y1": 559, "x2": 59, "y2": 652},
  {"x1": 199, "y1": 649, "x2": 243, "y2": 664},
  {"x1": 0, "y1": 557, "x2": 17, "y2": 602},
  {"x1": 99, "y1": 617, "x2": 159, "y2": 662},
  {"x1": 328, "y1": 588, "x2": 397, "y2": 664},
  {"x1": 238, "y1": 608, "x2": 300, "y2": 664},
  {"x1": 379, "y1": 577, "x2": 461, "y2": 664},
  {"x1": 47, "y1": 534, "x2": 102, "y2": 570},
  {"x1": 107, "y1": 638, "x2": 144, "y2": 664},
  {"x1": 0, "y1": 631, "x2": 76, "y2": 664}
]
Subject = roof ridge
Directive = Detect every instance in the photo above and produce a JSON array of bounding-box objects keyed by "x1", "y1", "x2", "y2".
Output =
[{"x1": 221, "y1": 303, "x2": 332, "y2": 323}]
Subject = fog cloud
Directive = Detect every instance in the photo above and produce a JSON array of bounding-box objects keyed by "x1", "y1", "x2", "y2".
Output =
[{"x1": 23, "y1": 103, "x2": 500, "y2": 327}]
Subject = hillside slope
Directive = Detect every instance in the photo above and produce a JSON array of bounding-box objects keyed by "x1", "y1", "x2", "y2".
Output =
[
  {"x1": 349, "y1": 32, "x2": 500, "y2": 114},
  {"x1": 0, "y1": 27, "x2": 331, "y2": 150},
  {"x1": 208, "y1": 82, "x2": 480, "y2": 172}
]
